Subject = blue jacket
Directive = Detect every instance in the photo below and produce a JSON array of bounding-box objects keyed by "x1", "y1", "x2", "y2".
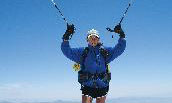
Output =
[{"x1": 61, "y1": 38, "x2": 126, "y2": 88}]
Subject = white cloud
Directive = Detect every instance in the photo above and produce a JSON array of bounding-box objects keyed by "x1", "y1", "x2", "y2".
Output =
[
  {"x1": 0, "y1": 82, "x2": 171, "y2": 101},
  {"x1": 0, "y1": 82, "x2": 81, "y2": 101},
  {"x1": 0, "y1": 83, "x2": 34, "y2": 99},
  {"x1": 108, "y1": 83, "x2": 172, "y2": 98}
]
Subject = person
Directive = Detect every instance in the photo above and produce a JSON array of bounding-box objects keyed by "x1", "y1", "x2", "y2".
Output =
[{"x1": 61, "y1": 24, "x2": 126, "y2": 103}]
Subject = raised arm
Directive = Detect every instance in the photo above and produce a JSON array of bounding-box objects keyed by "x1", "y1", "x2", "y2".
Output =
[
  {"x1": 60, "y1": 24, "x2": 84, "y2": 63},
  {"x1": 61, "y1": 41, "x2": 83, "y2": 63},
  {"x1": 105, "y1": 38, "x2": 126, "y2": 63},
  {"x1": 105, "y1": 24, "x2": 126, "y2": 63}
]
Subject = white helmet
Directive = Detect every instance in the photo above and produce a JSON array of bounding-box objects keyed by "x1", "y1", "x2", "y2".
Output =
[{"x1": 87, "y1": 29, "x2": 100, "y2": 39}]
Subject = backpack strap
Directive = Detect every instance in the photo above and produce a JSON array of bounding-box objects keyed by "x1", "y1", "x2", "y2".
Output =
[
  {"x1": 99, "y1": 48, "x2": 109, "y2": 60},
  {"x1": 78, "y1": 47, "x2": 89, "y2": 84},
  {"x1": 80, "y1": 47, "x2": 89, "y2": 71},
  {"x1": 99, "y1": 48, "x2": 109, "y2": 73}
]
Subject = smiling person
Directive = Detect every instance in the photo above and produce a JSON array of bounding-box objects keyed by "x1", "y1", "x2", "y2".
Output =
[{"x1": 61, "y1": 24, "x2": 126, "y2": 103}]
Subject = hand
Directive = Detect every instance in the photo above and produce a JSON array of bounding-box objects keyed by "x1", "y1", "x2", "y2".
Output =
[
  {"x1": 114, "y1": 24, "x2": 125, "y2": 38},
  {"x1": 62, "y1": 24, "x2": 75, "y2": 40},
  {"x1": 114, "y1": 24, "x2": 122, "y2": 34},
  {"x1": 66, "y1": 23, "x2": 75, "y2": 34}
]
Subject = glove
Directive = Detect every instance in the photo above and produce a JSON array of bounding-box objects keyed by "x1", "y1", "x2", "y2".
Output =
[
  {"x1": 62, "y1": 24, "x2": 75, "y2": 40},
  {"x1": 114, "y1": 24, "x2": 125, "y2": 38}
]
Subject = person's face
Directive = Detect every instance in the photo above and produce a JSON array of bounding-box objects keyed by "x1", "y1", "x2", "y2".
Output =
[{"x1": 87, "y1": 35, "x2": 100, "y2": 47}]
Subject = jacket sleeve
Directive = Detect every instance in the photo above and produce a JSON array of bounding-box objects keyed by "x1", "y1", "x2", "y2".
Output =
[
  {"x1": 105, "y1": 38, "x2": 126, "y2": 64},
  {"x1": 61, "y1": 41, "x2": 84, "y2": 63}
]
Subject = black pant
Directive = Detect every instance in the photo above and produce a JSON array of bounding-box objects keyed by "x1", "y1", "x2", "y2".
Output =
[{"x1": 81, "y1": 85, "x2": 109, "y2": 98}]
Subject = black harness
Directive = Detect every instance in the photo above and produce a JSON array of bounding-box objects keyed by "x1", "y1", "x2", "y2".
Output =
[{"x1": 78, "y1": 47, "x2": 111, "y2": 85}]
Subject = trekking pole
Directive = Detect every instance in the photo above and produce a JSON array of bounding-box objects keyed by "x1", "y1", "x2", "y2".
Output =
[
  {"x1": 106, "y1": 0, "x2": 135, "y2": 32},
  {"x1": 119, "y1": 0, "x2": 134, "y2": 25},
  {"x1": 50, "y1": 0, "x2": 68, "y2": 24}
]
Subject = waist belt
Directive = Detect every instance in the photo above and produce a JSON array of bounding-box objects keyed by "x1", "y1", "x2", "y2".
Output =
[{"x1": 78, "y1": 71, "x2": 111, "y2": 84}]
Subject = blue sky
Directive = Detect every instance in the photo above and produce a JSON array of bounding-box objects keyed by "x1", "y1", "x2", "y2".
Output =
[{"x1": 0, "y1": 0, "x2": 172, "y2": 101}]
